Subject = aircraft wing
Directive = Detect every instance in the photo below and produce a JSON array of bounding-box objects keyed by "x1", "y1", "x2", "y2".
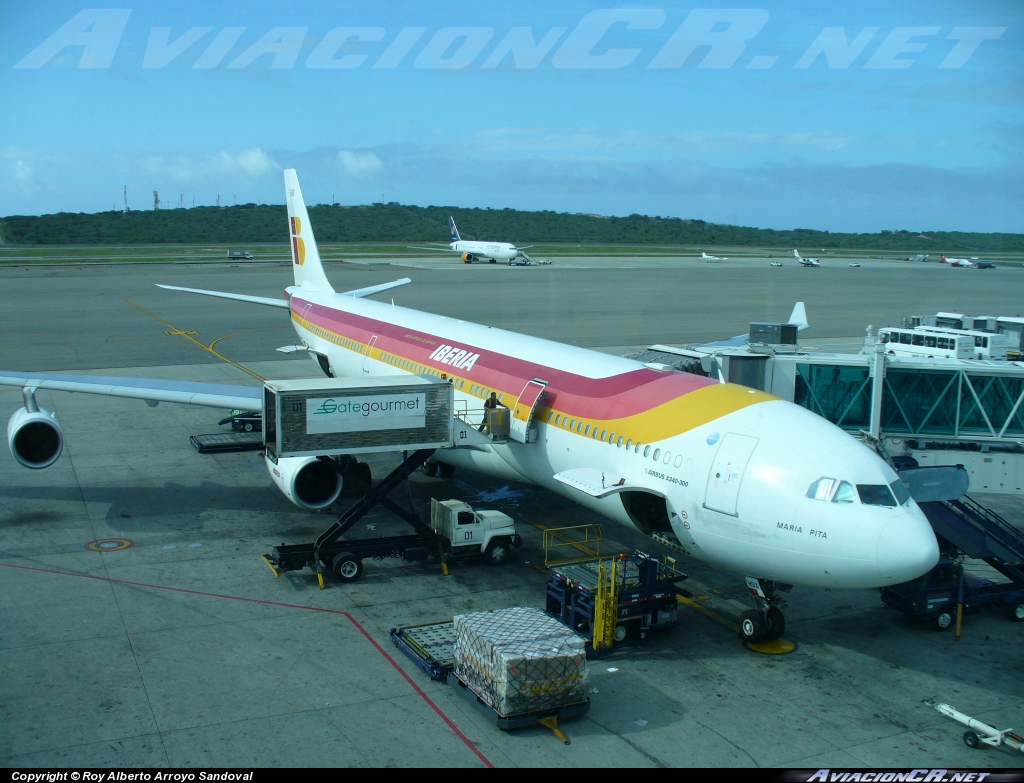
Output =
[
  {"x1": 407, "y1": 246, "x2": 461, "y2": 253},
  {"x1": 693, "y1": 334, "x2": 750, "y2": 349},
  {"x1": 692, "y1": 302, "x2": 809, "y2": 350},
  {"x1": 0, "y1": 371, "x2": 260, "y2": 410},
  {"x1": 341, "y1": 278, "x2": 412, "y2": 298},
  {"x1": 514, "y1": 246, "x2": 533, "y2": 251},
  {"x1": 158, "y1": 278, "x2": 410, "y2": 303},
  {"x1": 155, "y1": 285, "x2": 289, "y2": 308}
]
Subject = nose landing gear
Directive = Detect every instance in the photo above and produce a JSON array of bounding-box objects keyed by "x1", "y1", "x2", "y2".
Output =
[{"x1": 739, "y1": 577, "x2": 792, "y2": 643}]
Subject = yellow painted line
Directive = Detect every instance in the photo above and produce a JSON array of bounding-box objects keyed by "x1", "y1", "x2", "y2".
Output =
[
  {"x1": 677, "y1": 594, "x2": 740, "y2": 632},
  {"x1": 122, "y1": 298, "x2": 266, "y2": 381}
]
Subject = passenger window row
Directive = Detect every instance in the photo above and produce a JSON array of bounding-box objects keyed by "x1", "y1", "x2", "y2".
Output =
[{"x1": 542, "y1": 410, "x2": 686, "y2": 467}]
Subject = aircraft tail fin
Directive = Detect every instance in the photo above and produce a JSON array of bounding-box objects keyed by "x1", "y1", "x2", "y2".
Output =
[
  {"x1": 284, "y1": 169, "x2": 335, "y2": 294},
  {"x1": 788, "y1": 302, "x2": 809, "y2": 332},
  {"x1": 793, "y1": 249, "x2": 801, "y2": 260},
  {"x1": 449, "y1": 216, "x2": 461, "y2": 242}
]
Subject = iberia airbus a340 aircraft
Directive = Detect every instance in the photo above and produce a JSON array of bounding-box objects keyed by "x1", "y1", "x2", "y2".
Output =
[{"x1": 0, "y1": 170, "x2": 938, "y2": 642}]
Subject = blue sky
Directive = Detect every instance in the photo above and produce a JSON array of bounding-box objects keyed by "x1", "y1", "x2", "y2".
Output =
[{"x1": 1, "y1": 1, "x2": 1021, "y2": 232}]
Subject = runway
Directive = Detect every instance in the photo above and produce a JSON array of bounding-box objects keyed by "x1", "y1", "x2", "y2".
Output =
[{"x1": 1, "y1": 259, "x2": 1022, "y2": 768}]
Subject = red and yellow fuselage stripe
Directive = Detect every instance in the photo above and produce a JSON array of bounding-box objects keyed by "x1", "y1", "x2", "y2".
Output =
[{"x1": 292, "y1": 299, "x2": 775, "y2": 444}]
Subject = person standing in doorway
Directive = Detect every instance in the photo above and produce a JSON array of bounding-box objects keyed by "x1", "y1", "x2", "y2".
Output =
[{"x1": 480, "y1": 391, "x2": 498, "y2": 432}]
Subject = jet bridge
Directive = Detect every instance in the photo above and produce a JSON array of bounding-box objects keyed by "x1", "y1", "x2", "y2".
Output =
[{"x1": 634, "y1": 337, "x2": 1024, "y2": 494}]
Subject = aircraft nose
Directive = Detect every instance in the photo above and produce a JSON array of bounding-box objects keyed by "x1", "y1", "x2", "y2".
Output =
[{"x1": 876, "y1": 508, "x2": 939, "y2": 583}]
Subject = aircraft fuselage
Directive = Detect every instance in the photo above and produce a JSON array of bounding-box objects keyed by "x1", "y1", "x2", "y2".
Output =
[
  {"x1": 287, "y1": 286, "x2": 938, "y2": 590},
  {"x1": 450, "y1": 240, "x2": 520, "y2": 262}
]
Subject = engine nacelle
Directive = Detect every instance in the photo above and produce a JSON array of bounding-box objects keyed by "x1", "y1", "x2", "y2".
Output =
[
  {"x1": 461, "y1": 252, "x2": 476, "y2": 263},
  {"x1": 7, "y1": 406, "x2": 64, "y2": 469},
  {"x1": 265, "y1": 454, "x2": 343, "y2": 511}
]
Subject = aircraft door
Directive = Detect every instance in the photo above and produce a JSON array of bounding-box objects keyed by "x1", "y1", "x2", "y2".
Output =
[
  {"x1": 363, "y1": 335, "x2": 378, "y2": 373},
  {"x1": 510, "y1": 379, "x2": 547, "y2": 443},
  {"x1": 703, "y1": 434, "x2": 758, "y2": 516}
]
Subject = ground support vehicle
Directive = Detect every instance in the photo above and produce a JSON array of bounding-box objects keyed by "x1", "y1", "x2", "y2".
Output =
[
  {"x1": 881, "y1": 555, "x2": 1024, "y2": 630},
  {"x1": 546, "y1": 552, "x2": 687, "y2": 656},
  {"x1": 390, "y1": 620, "x2": 589, "y2": 743},
  {"x1": 881, "y1": 494, "x2": 1024, "y2": 630},
  {"x1": 263, "y1": 449, "x2": 520, "y2": 586},
  {"x1": 218, "y1": 409, "x2": 262, "y2": 432},
  {"x1": 430, "y1": 498, "x2": 521, "y2": 566},
  {"x1": 926, "y1": 699, "x2": 1024, "y2": 753}
]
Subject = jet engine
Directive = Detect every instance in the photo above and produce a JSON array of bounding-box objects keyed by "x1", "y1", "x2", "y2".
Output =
[
  {"x1": 461, "y1": 253, "x2": 477, "y2": 263},
  {"x1": 7, "y1": 406, "x2": 64, "y2": 469},
  {"x1": 265, "y1": 454, "x2": 342, "y2": 511}
]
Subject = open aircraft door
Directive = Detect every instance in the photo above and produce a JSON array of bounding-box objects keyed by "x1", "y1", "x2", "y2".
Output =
[
  {"x1": 509, "y1": 378, "x2": 547, "y2": 444},
  {"x1": 363, "y1": 335, "x2": 378, "y2": 373},
  {"x1": 703, "y1": 433, "x2": 758, "y2": 516}
]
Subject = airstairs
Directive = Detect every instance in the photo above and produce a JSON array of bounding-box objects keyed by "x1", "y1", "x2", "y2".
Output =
[{"x1": 919, "y1": 496, "x2": 1024, "y2": 585}]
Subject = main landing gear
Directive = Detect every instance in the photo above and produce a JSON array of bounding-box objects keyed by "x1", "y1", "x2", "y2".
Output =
[{"x1": 739, "y1": 577, "x2": 792, "y2": 643}]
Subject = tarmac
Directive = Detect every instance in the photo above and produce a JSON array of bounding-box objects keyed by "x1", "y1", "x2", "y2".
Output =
[{"x1": 1, "y1": 256, "x2": 1022, "y2": 769}]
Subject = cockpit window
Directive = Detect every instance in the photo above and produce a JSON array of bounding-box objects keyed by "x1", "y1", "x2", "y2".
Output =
[
  {"x1": 890, "y1": 479, "x2": 911, "y2": 506},
  {"x1": 832, "y1": 481, "x2": 856, "y2": 504},
  {"x1": 806, "y1": 477, "x2": 837, "y2": 501},
  {"x1": 857, "y1": 484, "x2": 897, "y2": 507}
]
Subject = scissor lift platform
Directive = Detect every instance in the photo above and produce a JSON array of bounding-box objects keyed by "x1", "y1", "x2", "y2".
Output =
[{"x1": 190, "y1": 432, "x2": 264, "y2": 454}]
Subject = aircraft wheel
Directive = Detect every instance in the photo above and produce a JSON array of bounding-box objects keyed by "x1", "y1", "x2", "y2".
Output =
[
  {"x1": 963, "y1": 731, "x2": 981, "y2": 749},
  {"x1": 1007, "y1": 597, "x2": 1024, "y2": 622},
  {"x1": 739, "y1": 610, "x2": 766, "y2": 643},
  {"x1": 438, "y1": 462, "x2": 456, "y2": 479},
  {"x1": 421, "y1": 461, "x2": 439, "y2": 477},
  {"x1": 332, "y1": 552, "x2": 363, "y2": 583},
  {"x1": 765, "y1": 606, "x2": 786, "y2": 640},
  {"x1": 933, "y1": 610, "x2": 953, "y2": 631}
]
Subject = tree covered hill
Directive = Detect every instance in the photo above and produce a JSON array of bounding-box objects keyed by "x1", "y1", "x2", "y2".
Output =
[{"x1": 1, "y1": 202, "x2": 1021, "y2": 252}]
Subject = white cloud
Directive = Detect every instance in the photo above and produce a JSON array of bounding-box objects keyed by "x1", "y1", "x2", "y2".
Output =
[
  {"x1": 337, "y1": 149, "x2": 383, "y2": 178},
  {"x1": 140, "y1": 147, "x2": 279, "y2": 182}
]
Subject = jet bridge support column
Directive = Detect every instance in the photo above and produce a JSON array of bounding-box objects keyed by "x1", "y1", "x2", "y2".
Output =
[{"x1": 869, "y1": 337, "x2": 886, "y2": 440}]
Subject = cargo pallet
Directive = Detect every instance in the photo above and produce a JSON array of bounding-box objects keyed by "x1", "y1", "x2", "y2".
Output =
[{"x1": 390, "y1": 620, "x2": 589, "y2": 744}]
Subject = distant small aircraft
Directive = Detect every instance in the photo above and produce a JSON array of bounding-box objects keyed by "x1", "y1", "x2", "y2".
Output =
[
  {"x1": 941, "y1": 254, "x2": 974, "y2": 268},
  {"x1": 794, "y1": 249, "x2": 820, "y2": 267},
  {"x1": 701, "y1": 251, "x2": 726, "y2": 263},
  {"x1": 770, "y1": 261, "x2": 783, "y2": 267},
  {"x1": 848, "y1": 263, "x2": 861, "y2": 268},
  {"x1": 912, "y1": 254, "x2": 929, "y2": 262}
]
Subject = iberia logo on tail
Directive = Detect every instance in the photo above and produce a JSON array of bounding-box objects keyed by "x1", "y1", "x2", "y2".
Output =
[{"x1": 291, "y1": 216, "x2": 305, "y2": 266}]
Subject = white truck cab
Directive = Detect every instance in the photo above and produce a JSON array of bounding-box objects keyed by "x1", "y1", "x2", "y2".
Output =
[{"x1": 430, "y1": 499, "x2": 521, "y2": 564}]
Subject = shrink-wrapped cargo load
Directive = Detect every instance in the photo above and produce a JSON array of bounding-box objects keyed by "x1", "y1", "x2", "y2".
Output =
[{"x1": 453, "y1": 607, "x2": 589, "y2": 716}]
